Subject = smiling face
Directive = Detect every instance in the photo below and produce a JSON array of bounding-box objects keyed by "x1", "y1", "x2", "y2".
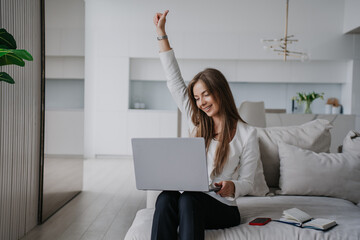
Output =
[{"x1": 193, "y1": 80, "x2": 220, "y2": 118}]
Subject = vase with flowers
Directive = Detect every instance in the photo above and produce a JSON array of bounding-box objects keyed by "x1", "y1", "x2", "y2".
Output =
[{"x1": 293, "y1": 92, "x2": 324, "y2": 114}]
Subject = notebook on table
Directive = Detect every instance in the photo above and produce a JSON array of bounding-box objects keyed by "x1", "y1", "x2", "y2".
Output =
[{"x1": 131, "y1": 138, "x2": 220, "y2": 192}]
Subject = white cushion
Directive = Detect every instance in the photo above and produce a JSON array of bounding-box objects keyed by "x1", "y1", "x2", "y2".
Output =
[
  {"x1": 277, "y1": 142, "x2": 360, "y2": 204},
  {"x1": 126, "y1": 196, "x2": 360, "y2": 240},
  {"x1": 146, "y1": 190, "x2": 161, "y2": 208},
  {"x1": 342, "y1": 130, "x2": 360, "y2": 157},
  {"x1": 256, "y1": 119, "x2": 332, "y2": 187}
]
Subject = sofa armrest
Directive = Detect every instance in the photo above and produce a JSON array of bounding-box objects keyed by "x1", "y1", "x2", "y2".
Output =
[{"x1": 147, "y1": 190, "x2": 161, "y2": 208}]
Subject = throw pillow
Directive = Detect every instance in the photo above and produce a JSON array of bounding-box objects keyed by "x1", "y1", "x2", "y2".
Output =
[
  {"x1": 277, "y1": 142, "x2": 360, "y2": 204},
  {"x1": 342, "y1": 130, "x2": 360, "y2": 157},
  {"x1": 256, "y1": 119, "x2": 332, "y2": 188}
]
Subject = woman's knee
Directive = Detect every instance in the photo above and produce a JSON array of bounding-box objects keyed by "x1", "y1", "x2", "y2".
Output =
[
  {"x1": 178, "y1": 192, "x2": 203, "y2": 210},
  {"x1": 155, "y1": 191, "x2": 180, "y2": 210}
]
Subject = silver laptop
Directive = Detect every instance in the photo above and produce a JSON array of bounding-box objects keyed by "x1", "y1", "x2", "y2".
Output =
[{"x1": 132, "y1": 138, "x2": 219, "y2": 192}]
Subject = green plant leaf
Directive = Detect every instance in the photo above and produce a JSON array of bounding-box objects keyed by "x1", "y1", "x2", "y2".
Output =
[
  {"x1": 0, "y1": 72, "x2": 15, "y2": 84},
  {"x1": 0, "y1": 28, "x2": 17, "y2": 49},
  {"x1": 0, "y1": 49, "x2": 12, "y2": 58},
  {"x1": 0, "y1": 53, "x2": 25, "y2": 66},
  {"x1": 12, "y1": 49, "x2": 33, "y2": 61},
  {"x1": 0, "y1": 49, "x2": 33, "y2": 61}
]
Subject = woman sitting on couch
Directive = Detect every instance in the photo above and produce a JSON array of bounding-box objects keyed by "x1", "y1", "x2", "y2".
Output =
[{"x1": 152, "y1": 10, "x2": 261, "y2": 240}]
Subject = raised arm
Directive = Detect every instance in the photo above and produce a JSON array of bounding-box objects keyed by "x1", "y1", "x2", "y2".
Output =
[
  {"x1": 153, "y1": 10, "x2": 171, "y2": 52},
  {"x1": 153, "y1": 11, "x2": 194, "y2": 132}
]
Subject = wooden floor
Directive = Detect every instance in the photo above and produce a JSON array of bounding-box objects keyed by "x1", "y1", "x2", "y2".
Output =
[{"x1": 21, "y1": 157, "x2": 146, "y2": 240}]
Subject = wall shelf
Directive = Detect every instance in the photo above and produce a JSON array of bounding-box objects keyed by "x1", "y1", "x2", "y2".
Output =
[
  {"x1": 45, "y1": 78, "x2": 84, "y2": 110},
  {"x1": 129, "y1": 57, "x2": 354, "y2": 114},
  {"x1": 128, "y1": 79, "x2": 343, "y2": 114},
  {"x1": 129, "y1": 80, "x2": 177, "y2": 111}
]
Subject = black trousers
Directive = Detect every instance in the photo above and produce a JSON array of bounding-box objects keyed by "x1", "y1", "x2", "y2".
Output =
[{"x1": 151, "y1": 191, "x2": 240, "y2": 240}]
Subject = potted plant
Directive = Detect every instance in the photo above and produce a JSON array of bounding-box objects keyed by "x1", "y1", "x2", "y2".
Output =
[
  {"x1": 293, "y1": 91, "x2": 324, "y2": 114},
  {"x1": 0, "y1": 28, "x2": 33, "y2": 84}
]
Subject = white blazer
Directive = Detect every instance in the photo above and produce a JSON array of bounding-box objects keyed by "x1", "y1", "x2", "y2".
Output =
[{"x1": 159, "y1": 49, "x2": 259, "y2": 206}]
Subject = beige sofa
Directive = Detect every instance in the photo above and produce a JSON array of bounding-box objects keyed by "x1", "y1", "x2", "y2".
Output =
[{"x1": 125, "y1": 119, "x2": 360, "y2": 240}]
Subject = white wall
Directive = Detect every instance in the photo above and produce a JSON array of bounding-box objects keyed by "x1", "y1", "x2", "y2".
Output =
[
  {"x1": 45, "y1": 0, "x2": 85, "y2": 156},
  {"x1": 45, "y1": 110, "x2": 84, "y2": 155},
  {"x1": 355, "y1": 35, "x2": 360, "y2": 131},
  {"x1": 354, "y1": 60, "x2": 360, "y2": 131},
  {"x1": 343, "y1": 0, "x2": 360, "y2": 33},
  {"x1": 352, "y1": 35, "x2": 360, "y2": 130},
  {"x1": 83, "y1": 0, "x2": 359, "y2": 156},
  {"x1": 45, "y1": 0, "x2": 84, "y2": 56},
  {"x1": 343, "y1": 0, "x2": 360, "y2": 131},
  {"x1": 85, "y1": 0, "x2": 354, "y2": 60},
  {"x1": 343, "y1": 35, "x2": 360, "y2": 130}
]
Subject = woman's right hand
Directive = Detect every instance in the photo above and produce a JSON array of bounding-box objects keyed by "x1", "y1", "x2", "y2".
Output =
[{"x1": 153, "y1": 10, "x2": 169, "y2": 36}]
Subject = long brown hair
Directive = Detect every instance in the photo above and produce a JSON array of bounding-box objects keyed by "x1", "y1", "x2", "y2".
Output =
[{"x1": 187, "y1": 68, "x2": 245, "y2": 176}]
